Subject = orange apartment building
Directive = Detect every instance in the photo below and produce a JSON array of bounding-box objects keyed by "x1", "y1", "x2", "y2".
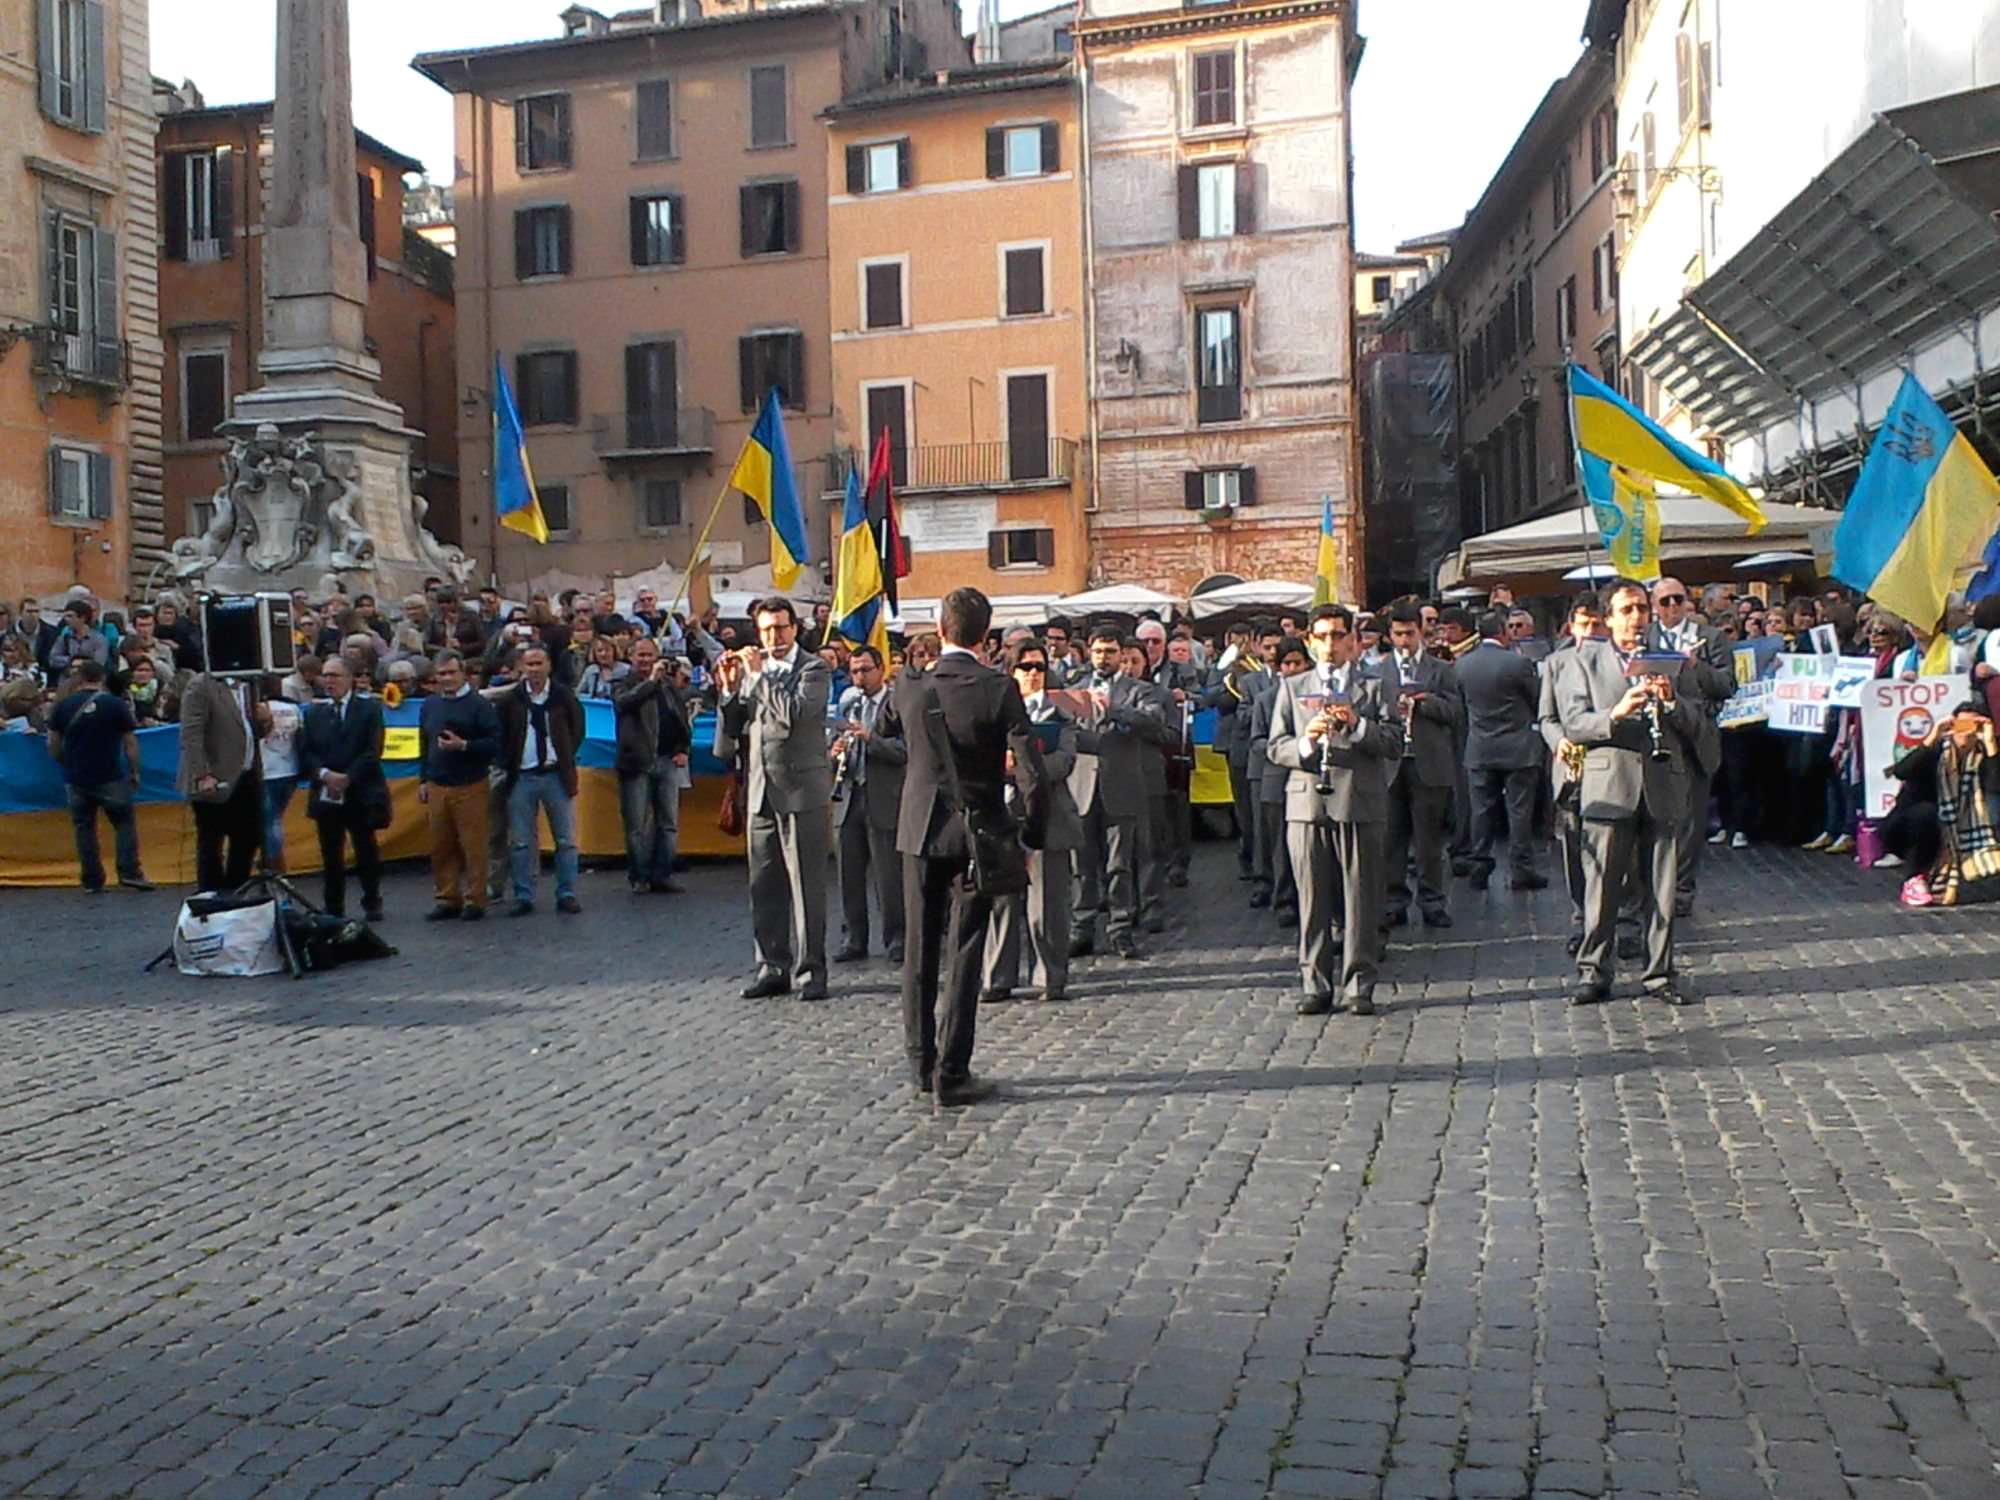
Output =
[
  {"x1": 824, "y1": 59, "x2": 1088, "y2": 620},
  {"x1": 414, "y1": 0, "x2": 969, "y2": 599},
  {"x1": 0, "y1": 0, "x2": 162, "y2": 608},
  {"x1": 154, "y1": 91, "x2": 462, "y2": 554}
]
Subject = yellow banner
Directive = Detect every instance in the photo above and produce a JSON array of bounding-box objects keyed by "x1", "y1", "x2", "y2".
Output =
[{"x1": 382, "y1": 727, "x2": 421, "y2": 762}]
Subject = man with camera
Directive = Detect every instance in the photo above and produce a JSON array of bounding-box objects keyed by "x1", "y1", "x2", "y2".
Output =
[
  {"x1": 613, "y1": 636, "x2": 692, "y2": 896},
  {"x1": 1553, "y1": 579, "x2": 1702, "y2": 1008},
  {"x1": 1266, "y1": 604, "x2": 1403, "y2": 1017},
  {"x1": 299, "y1": 656, "x2": 389, "y2": 922}
]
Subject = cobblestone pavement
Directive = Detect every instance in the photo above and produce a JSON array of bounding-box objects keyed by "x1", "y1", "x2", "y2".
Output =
[{"x1": 4, "y1": 839, "x2": 2000, "y2": 1500}]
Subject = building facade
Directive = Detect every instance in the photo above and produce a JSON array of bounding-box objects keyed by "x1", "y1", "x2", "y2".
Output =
[
  {"x1": 155, "y1": 93, "x2": 462, "y2": 554},
  {"x1": 0, "y1": 0, "x2": 161, "y2": 608},
  {"x1": 1352, "y1": 249, "x2": 1428, "y2": 336},
  {"x1": 1075, "y1": 0, "x2": 1363, "y2": 598},
  {"x1": 415, "y1": 0, "x2": 968, "y2": 599},
  {"x1": 1431, "y1": 42, "x2": 1620, "y2": 540},
  {"x1": 824, "y1": 61, "x2": 1088, "y2": 618}
]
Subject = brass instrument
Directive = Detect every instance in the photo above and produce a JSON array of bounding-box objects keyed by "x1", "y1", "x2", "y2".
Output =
[
  {"x1": 1443, "y1": 633, "x2": 1480, "y2": 662},
  {"x1": 1559, "y1": 739, "x2": 1587, "y2": 778},
  {"x1": 1218, "y1": 642, "x2": 1266, "y2": 701}
]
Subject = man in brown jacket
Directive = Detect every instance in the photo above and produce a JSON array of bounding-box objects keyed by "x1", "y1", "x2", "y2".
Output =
[{"x1": 177, "y1": 672, "x2": 265, "y2": 892}]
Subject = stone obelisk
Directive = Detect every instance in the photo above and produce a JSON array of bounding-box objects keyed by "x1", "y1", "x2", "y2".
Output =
[{"x1": 168, "y1": 0, "x2": 468, "y2": 596}]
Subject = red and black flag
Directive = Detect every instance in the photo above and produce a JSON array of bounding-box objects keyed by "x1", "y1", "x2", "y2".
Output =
[{"x1": 863, "y1": 426, "x2": 909, "y2": 609}]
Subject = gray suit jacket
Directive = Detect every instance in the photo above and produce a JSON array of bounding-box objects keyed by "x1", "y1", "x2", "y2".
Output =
[
  {"x1": 1553, "y1": 639, "x2": 1701, "y2": 823},
  {"x1": 1266, "y1": 665, "x2": 1403, "y2": 825},
  {"x1": 1021, "y1": 699, "x2": 1083, "y2": 851},
  {"x1": 1377, "y1": 650, "x2": 1460, "y2": 787},
  {"x1": 1067, "y1": 673, "x2": 1162, "y2": 820},
  {"x1": 1247, "y1": 674, "x2": 1287, "y2": 806},
  {"x1": 832, "y1": 684, "x2": 905, "y2": 832},
  {"x1": 714, "y1": 649, "x2": 834, "y2": 815},
  {"x1": 1538, "y1": 649, "x2": 1575, "y2": 794},
  {"x1": 1130, "y1": 675, "x2": 1179, "y2": 797},
  {"x1": 1454, "y1": 641, "x2": 1544, "y2": 770}
]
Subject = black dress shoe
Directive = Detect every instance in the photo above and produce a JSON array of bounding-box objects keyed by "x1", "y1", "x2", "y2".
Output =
[
  {"x1": 934, "y1": 1074, "x2": 998, "y2": 1109},
  {"x1": 363, "y1": 903, "x2": 386, "y2": 924},
  {"x1": 462, "y1": 906, "x2": 486, "y2": 922},
  {"x1": 1248, "y1": 890, "x2": 1271, "y2": 909},
  {"x1": 1143, "y1": 916, "x2": 1166, "y2": 935},
  {"x1": 1673, "y1": 899, "x2": 1694, "y2": 919},
  {"x1": 1510, "y1": 872, "x2": 1550, "y2": 891},
  {"x1": 1616, "y1": 933, "x2": 1643, "y2": 962},
  {"x1": 1168, "y1": 871, "x2": 1189, "y2": 889},
  {"x1": 1068, "y1": 935, "x2": 1095, "y2": 959},
  {"x1": 797, "y1": 981, "x2": 828, "y2": 1001},
  {"x1": 1650, "y1": 983, "x2": 1695, "y2": 1007},
  {"x1": 424, "y1": 905, "x2": 461, "y2": 922},
  {"x1": 556, "y1": 895, "x2": 582, "y2": 915},
  {"x1": 509, "y1": 900, "x2": 534, "y2": 917},
  {"x1": 120, "y1": 877, "x2": 156, "y2": 892},
  {"x1": 978, "y1": 987, "x2": 1013, "y2": 1005},
  {"x1": 1276, "y1": 907, "x2": 1298, "y2": 928},
  {"x1": 1570, "y1": 981, "x2": 1611, "y2": 1006},
  {"x1": 740, "y1": 973, "x2": 790, "y2": 999},
  {"x1": 649, "y1": 880, "x2": 686, "y2": 894},
  {"x1": 1296, "y1": 994, "x2": 1334, "y2": 1016},
  {"x1": 885, "y1": 946, "x2": 904, "y2": 964},
  {"x1": 1351, "y1": 992, "x2": 1378, "y2": 1017},
  {"x1": 1564, "y1": 932, "x2": 1582, "y2": 956},
  {"x1": 832, "y1": 946, "x2": 868, "y2": 963},
  {"x1": 1421, "y1": 908, "x2": 1453, "y2": 928},
  {"x1": 1112, "y1": 937, "x2": 1141, "y2": 960}
]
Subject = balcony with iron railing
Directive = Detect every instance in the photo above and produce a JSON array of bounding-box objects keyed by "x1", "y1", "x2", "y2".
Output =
[
  {"x1": 592, "y1": 406, "x2": 716, "y2": 459},
  {"x1": 30, "y1": 327, "x2": 127, "y2": 390},
  {"x1": 830, "y1": 437, "x2": 1077, "y2": 495}
]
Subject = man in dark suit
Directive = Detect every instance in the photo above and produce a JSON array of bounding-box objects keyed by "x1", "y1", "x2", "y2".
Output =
[
  {"x1": 1539, "y1": 592, "x2": 1606, "y2": 953},
  {"x1": 831, "y1": 644, "x2": 906, "y2": 964},
  {"x1": 1267, "y1": 603, "x2": 1404, "y2": 1015},
  {"x1": 1379, "y1": 605, "x2": 1461, "y2": 926},
  {"x1": 1066, "y1": 623, "x2": 1162, "y2": 960},
  {"x1": 1555, "y1": 580, "x2": 1703, "y2": 1008},
  {"x1": 1124, "y1": 638, "x2": 1181, "y2": 934},
  {"x1": 983, "y1": 636, "x2": 1079, "y2": 1002},
  {"x1": 1647, "y1": 576, "x2": 1731, "y2": 915},
  {"x1": 714, "y1": 596, "x2": 834, "y2": 999},
  {"x1": 886, "y1": 588, "x2": 1046, "y2": 1107},
  {"x1": 1456, "y1": 609, "x2": 1549, "y2": 891},
  {"x1": 298, "y1": 656, "x2": 389, "y2": 920}
]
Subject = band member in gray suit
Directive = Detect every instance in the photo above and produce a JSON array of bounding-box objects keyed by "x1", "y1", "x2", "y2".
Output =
[
  {"x1": 715, "y1": 596, "x2": 834, "y2": 1001},
  {"x1": 830, "y1": 644, "x2": 906, "y2": 965},
  {"x1": 1555, "y1": 580, "x2": 1702, "y2": 1008},
  {"x1": 1647, "y1": 576, "x2": 1732, "y2": 915},
  {"x1": 1267, "y1": 603, "x2": 1404, "y2": 1016},
  {"x1": 1456, "y1": 609, "x2": 1549, "y2": 891},
  {"x1": 984, "y1": 637, "x2": 1079, "y2": 1002},
  {"x1": 1248, "y1": 636, "x2": 1311, "y2": 925},
  {"x1": 1379, "y1": 605, "x2": 1461, "y2": 926},
  {"x1": 1539, "y1": 592, "x2": 1606, "y2": 953},
  {"x1": 1067, "y1": 623, "x2": 1163, "y2": 960}
]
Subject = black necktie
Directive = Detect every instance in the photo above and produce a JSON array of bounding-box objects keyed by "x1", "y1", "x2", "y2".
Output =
[{"x1": 528, "y1": 694, "x2": 549, "y2": 768}]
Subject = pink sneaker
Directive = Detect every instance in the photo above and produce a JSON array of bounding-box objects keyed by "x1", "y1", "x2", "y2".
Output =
[{"x1": 1900, "y1": 875, "x2": 1933, "y2": 907}]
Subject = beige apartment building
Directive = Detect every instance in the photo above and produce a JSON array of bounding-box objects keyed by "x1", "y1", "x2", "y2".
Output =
[
  {"x1": 415, "y1": 0, "x2": 968, "y2": 597},
  {"x1": 0, "y1": 0, "x2": 162, "y2": 607}
]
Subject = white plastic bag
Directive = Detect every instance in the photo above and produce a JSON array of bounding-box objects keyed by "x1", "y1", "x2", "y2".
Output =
[{"x1": 173, "y1": 898, "x2": 285, "y2": 977}]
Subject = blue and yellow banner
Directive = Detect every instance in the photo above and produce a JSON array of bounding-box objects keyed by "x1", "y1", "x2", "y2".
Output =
[
  {"x1": 1578, "y1": 451, "x2": 1663, "y2": 580},
  {"x1": 831, "y1": 464, "x2": 890, "y2": 661},
  {"x1": 730, "y1": 389, "x2": 811, "y2": 591},
  {"x1": 1313, "y1": 495, "x2": 1339, "y2": 605},
  {"x1": 493, "y1": 354, "x2": 549, "y2": 543},
  {"x1": 1568, "y1": 363, "x2": 1766, "y2": 535},
  {"x1": 1833, "y1": 371, "x2": 2000, "y2": 630}
]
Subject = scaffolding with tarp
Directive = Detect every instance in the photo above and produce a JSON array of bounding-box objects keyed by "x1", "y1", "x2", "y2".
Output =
[{"x1": 1362, "y1": 352, "x2": 1460, "y2": 600}]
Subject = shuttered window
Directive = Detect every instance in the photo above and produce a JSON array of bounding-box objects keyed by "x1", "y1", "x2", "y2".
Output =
[
  {"x1": 514, "y1": 206, "x2": 572, "y2": 279},
  {"x1": 37, "y1": 0, "x2": 105, "y2": 133},
  {"x1": 739, "y1": 180, "x2": 801, "y2": 257},
  {"x1": 863, "y1": 261, "x2": 903, "y2": 330},
  {"x1": 749, "y1": 66, "x2": 788, "y2": 147},
  {"x1": 630, "y1": 194, "x2": 686, "y2": 267},
  {"x1": 1193, "y1": 51, "x2": 1234, "y2": 128},
  {"x1": 738, "y1": 331, "x2": 805, "y2": 412},
  {"x1": 636, "y1": 79, "x2": 673, "y2": 160},
  {"x1": 515, "y1": 350, "x2": 578, "y2": 427},
  {"x1": 1003, "y1": 247, "x2": 1044, "y2": 317},
  {"x1": 514, "y1": 93, "x2": 573, "y2": 171}
]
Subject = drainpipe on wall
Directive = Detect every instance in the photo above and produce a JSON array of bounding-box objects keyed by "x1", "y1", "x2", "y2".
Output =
[{"x1": 1078, "y1": 43, "x2": 1102, "y2": 527}]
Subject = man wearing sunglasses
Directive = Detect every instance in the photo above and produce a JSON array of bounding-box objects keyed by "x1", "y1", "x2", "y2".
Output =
[
  {"x1": 1266, "y1": 603, "x2": 1403, "y2": 1017},
  {"x1": 1646, "y1": 576, "x2": 1732, "y2": 918}
]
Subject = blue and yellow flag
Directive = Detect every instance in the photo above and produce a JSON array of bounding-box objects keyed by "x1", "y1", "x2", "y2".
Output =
[
  {"x1": 1312, "y1": 495, "x2": 1339, "y2": 605},
  {"x1": 1578, "y1": 451, "x2": 1663, "y2": 581},
  {"x1": 1568, "y1": 364, "x2": 1766, "y2": 535},
  {"x1": 493, "y1": 354, "x2": 548, "y2": 543},
  {"x1": 830, "y1": 463, "x2": 890, "y2": 662},
  {"x1": 1834, "y1": 371, "x2": 2000, "y2": 630},
  {"x1": 730, "y1": 389, "x2": 811, "y2": 591}
]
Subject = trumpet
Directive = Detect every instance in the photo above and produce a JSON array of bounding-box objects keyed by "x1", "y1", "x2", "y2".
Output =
[{"x1": 1218, "y1": 642, "x2": 1266, "y2": 701}]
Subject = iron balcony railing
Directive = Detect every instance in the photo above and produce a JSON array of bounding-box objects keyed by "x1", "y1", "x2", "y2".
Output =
[
  {"x1": 592, "y1": 406, "x2": 716, "y2": 457},
  {"x1": 833, "y1": 437, "x2": 1077, "y2": 494}
]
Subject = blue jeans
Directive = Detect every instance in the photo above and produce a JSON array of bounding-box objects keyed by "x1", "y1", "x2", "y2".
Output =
[
  {"x1": 508, "y1": 769, "x2": 578, "y2": 904},
  {"x1": 67, "y1": 780, "x2": 141, "y2": 890},
  {"x1": 263, "y1": 777, "x2": 297, "y2": 870},
  {"x1": 1824, "y1": 771, "x2": 1855, "y2": 841}
]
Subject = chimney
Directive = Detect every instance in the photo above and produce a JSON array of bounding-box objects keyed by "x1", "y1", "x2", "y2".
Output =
[{"x1": 974, "y1": 0, "x2": 1000, "y2": 62}]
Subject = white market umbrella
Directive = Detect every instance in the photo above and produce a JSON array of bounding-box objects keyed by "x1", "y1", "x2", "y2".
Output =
[
  {"x1": 1188, "y1": 579, "x2": 1315, "y2": 619},
  {"x1": 1054, "y1": 583, "x2": 1183, "y2": 616},
  {"x1": 1563, "y1": 563, "x2": 1621, "y2": 582}
]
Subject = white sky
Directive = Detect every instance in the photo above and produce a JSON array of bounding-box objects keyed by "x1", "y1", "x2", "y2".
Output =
[{"x1": 152, "y1": 0, "x2": 1592, "y2": 250}]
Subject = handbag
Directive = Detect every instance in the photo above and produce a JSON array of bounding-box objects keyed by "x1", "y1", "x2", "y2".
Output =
[{"x1": 922, "y1": 679, "x2": 1028, "y2": 897}]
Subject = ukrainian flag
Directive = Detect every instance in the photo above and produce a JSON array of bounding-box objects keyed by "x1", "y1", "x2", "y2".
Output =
[
  {"x1": 1568, "y1": 364, "x2": 1766, "y2": 535},
  {"x1": 1577, "y1": 450, "x2": 1663, "y2": 581},
  {"x1": 730, "y1": 389, "x2": 811, "y2": 591},
  {"x1": 494, "y1": 354, "x2": 549, "y2": 543},
  {"x1": 1834, "y1": 372, "x2": 2000, "y2": 630},
  {"x1": 830, "y1": 463, "x2": 890, "y2": 662},
  {"x1": 1313, "y1": 495, "x2": 1339, "y2": 605}
]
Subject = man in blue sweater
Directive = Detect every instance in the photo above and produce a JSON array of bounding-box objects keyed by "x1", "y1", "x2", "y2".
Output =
[{"x1": 418, "y1": 651, "x2": 503, "y2": 920}]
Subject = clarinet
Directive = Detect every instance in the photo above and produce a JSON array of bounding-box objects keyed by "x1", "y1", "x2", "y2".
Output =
[{"x1": 1642, "y1": 688, "x2": 1671, "y2": 762}]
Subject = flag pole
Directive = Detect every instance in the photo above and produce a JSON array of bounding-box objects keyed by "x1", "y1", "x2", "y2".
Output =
[
  {"x1": 1565, "y1": 363, "x2": 1604, "y2": 582},
  {"x1": 668, "y1": 475, "x2": 738, "y2": 617}
]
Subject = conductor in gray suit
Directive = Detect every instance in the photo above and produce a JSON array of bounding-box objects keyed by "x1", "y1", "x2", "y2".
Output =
[
  {"x1": 1455, "y1": 608, "x2": 1549, "y2": 890},
  {"x1": 1555, "y1": 579, "x2": 1702, "y2": 1008},
  {"x1": 1067, "y1": 623, "x2": 1163, "y2": 960},
  {"x1": 830, "y1": 644, "x2": 905, "y2": 964},
  {"x1": 984, "y1": 637, "x2": 1080, "y2": 1002},
  {"x1": 1267, "y1": 603, "x2": 1405, "y2": 1016},
  {"x1": 715, "y1": 596, "x2": 834, "y2": 1001}
]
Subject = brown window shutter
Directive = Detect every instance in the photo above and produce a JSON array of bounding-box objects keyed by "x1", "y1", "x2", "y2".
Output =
[
  {"x1": 163, "y1": 156, "x2": 187, "y2": 260},
  {"x1": 987, "y1": 532, "x2": 1006, "y2": 568},
  {"x1": 559, "y1": 351, "x2": 579, "y2": 424},
  {"x1": 556, "y1": 206, "x2": 574, "y2": 275},
  {"x1": 897, "y1": 137, "x2": 912, "y2": 188},
  {"x1": 1237, "y1": 467, "x2": 1257, "y2": 507},
  {"x1": 514, "y1": 100, "x2": 531, "y2": 171},
  {"x1": 669, "y1": 195, "x2": 686, "y2": 264},
  {"x1": 738, "y1": 184, "x2": 755, "y2": 258},
  {"x1": 738, "y1": 337, "x2": 757, "y2": 412},
  {"x1": 785, "y1": 333, "x2": 805, "y2": 410},
  {"x1": 1177, "y1": 165, "x2": 1199, "y2": 240},
  {"x1": 629, "y1": 197, "x2": 649, "y2": 265},
  {"x1": 514, "y1": 210, "x2": 533, "y2": 281},
  {"x1": 214, "y1": 147, "x2": 235, "y2": 257},
  {"x1": 1233, "y1": 161, "x2": 1254, "y2": 234},
  {"x1": 555, "y1": 95, "x2": 573, "y2": 167},
  {"x1": 845, "y1": 144, "x2": 864, "y2": 194},
  {"x1": 1034, "y1": 528, "x2": 1055, "y2": 567},
  {"x1": 985, "y1": 127, "x2": 1004, "y2": 179},
  {"x1": 1184, "y1": 472, "x2": 1204, "y2": 510},
  {"x1": 515, "y1": 353, "x2": 533, "y2": 422},
  {"x1": 782, "y1": 179, "x2": 801, "y2": 252},
  {"x1": 1039, "y1": 123, "x2": 1059, "y2": 173}
]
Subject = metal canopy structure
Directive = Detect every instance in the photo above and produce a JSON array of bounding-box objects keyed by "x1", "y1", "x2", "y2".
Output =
[{"x1": 1629, "y1": 84, "x2": 2000, "y2": 435}]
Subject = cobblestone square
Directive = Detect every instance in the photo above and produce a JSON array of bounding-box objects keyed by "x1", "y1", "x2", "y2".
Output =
[{"x1": 4, "y1": 842, "x2": 2000, "y2": 1498}]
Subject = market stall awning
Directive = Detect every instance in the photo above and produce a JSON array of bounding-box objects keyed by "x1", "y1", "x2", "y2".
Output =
[
  {"x1": 891, "y1": 594, "x2": 1060, "y2": 630},
  {"x1": 1052, "y1": 584, "x2": 1183, "y2": 616},
  {"x1": 1437, "y1": 497, "x2": 1836, "y2": 589},
  {"x1": 1188, "y1": 579, "x2": 1315, "y2": 619}
]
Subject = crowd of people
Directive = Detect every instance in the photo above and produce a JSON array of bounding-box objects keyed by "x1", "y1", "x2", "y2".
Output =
[{"x1": 11, "y1": 569, "x2": 1998, "y2": 1098}]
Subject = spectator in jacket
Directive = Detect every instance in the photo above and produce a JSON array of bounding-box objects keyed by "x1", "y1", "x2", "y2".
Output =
[
  {"x1": 11, "y1": 596, "x2": 61, "y2": 675},
  {"x1": 153, "y1": 597, "x2": 203, "y2": 673},
  {"x1": 497, "y1": 643, "x2": 585, "y2": 915},
  {"x1": 418, "y1": 650, "x2": 503, "y2": 920},
  {"x1": 613, "y1": 636, "x2": 691, "y2": 894},
  {"x1": 125, "y1": 608, "x2": 177, "y2": 684},
  {"x1": 579, "y1": 635, "x2": 630, "y2": 699},
  {"x1": 48, "y1": 660, "x2": 152, "y2": 893},
  {"x1": 49, "y1": 599, "x2": 111, "y2": 677},
  {"x1": 424, "y1": 589, "x2": 484, "y2": 652},
  {"x1": 299, "y1": 657, "x2": 390, "y2": 920}
]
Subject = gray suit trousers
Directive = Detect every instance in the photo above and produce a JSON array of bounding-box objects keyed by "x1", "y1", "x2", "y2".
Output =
[
  {"x1": 1229, "y1": 760, "x2": 1256, "y2": 871},
  {"x1": 1139, "y1": 792, "x2": 1170, "y2": 920},
  {"x1": 1073, "y1": 802, "x2": 1139, "y2": 941},
  {"x1": 1289, "y1": 820, "x2": 1383, "y2": 1002},
  {"x1": 1580, "y1": 808, "x2": 1678, "y2": 990},
  {"x1": 1258, "y1": 800, "x2": 1296, "y2": 911},
  {"x1": 1386, "y1": 768, "x2": 1451, "y2": 914},
  {"x1": 1471, "y1": 765, "x2": 1542, "y2": 880},
  {"x1": 749, "y1": 805, "x2": 830, "y2": 986},
  {"x1": 1557, "y1": 799, "x2": 1585, "y2": 932},
  {"x1": 1675, "y1": 769, "x2": 1711, "y2": 904},
  {"x1": 984, "y1": 847, "x2": 1072, "y2": 997},
  {"x1": 838, "y1": 811, "x2": 903, "y2": 954}
]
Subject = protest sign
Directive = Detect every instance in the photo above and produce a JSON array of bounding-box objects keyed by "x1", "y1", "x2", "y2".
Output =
[
  {"x1": 1769, "y1": 653, "x2": 1833, "y2": 734},
  {"x1": 1717, "y1": 681, "x2": 1771, "y2": 729},
  {"x1": 1810, "y1": 623, "x2": 1840, "y2": 657},
  {"x1": 1827, "y1": 657, "x2": 1880, "y2": 709},
  {"x1": 1860, "y1": 674, "x2": 1970, "y2": 816}
]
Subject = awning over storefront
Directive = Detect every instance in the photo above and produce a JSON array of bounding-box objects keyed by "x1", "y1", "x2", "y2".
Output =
[{"x1": 1438, "y1": 498, "x2": 1835, "y2": 589}]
